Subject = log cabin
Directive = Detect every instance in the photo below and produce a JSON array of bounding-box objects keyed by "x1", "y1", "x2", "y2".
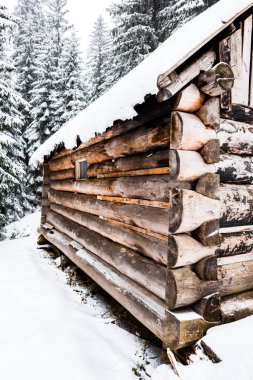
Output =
[{"x1": 32, "y1": 0, "x2": 253, "y2": 352}]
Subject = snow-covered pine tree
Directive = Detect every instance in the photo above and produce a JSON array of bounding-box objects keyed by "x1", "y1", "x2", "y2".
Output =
[
  {"x1": 46, "y1": 0, "x2": 70, "y2": 134},
  {"x1": 0, "y1": 5, "x2": 30, "y2": 238},
  {"x1": 13, "y1": 0, "x2": 46, "y2": 207},
  {"x1": 104, "y1": 0, "x2": 159, "y2": 89},
  {"x1": 157, "y1": 0, "x2": 219, "y2": 42},
  {"x1": 59, "y1": 29, "x2": 87, "y2": 123},
  {"x1": 85, "y1": 15, "x2": 112, "y2": 103}
]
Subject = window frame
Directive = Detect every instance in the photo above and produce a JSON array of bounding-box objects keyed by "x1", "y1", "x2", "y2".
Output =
[{"x1": 75, "y1": 158, "x2": 88, "y2": 180}]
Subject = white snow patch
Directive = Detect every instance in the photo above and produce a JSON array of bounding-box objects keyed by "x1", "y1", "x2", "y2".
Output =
[
  {"x1": 152, "y1": 316, "x2": 253, "y2": 380},
  {"x1": 30, "y1": 0, "x2": 253, "y2": 166},
  {"x1": 0, "y1": 213, "x2": 160, "y2": 380}
]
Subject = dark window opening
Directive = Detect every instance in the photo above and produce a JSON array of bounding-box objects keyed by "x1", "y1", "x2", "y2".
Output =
[{"x1": 77, "y1": 160, "x2": 88, "y2": 179}]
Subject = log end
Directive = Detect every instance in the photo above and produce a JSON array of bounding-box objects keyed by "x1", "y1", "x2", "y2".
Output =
[{"x1": 170, "y1": 112, "x2": 183, "y2": 150}]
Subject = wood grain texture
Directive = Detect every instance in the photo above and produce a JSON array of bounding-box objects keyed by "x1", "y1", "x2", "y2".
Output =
[
  {"x1": 170, "y1": 111, "x2": 216, "y2": 151},
  {"x1": 168, "y1": 189, "x2": 220, "y2": 234},
  {"x1": 172, "y1": 83, "x2": 205, "y2": 112},
  {"x1": 46, "y1": 211, "x2": 167, "y2": 300},
  {"x1": 87, "y1": 149, "x2": 169, "y2": 177},
  {"x1": 221, "y1": 290, "x2": 253, "y2": 323},
  {"x1": 48, "y1": 189, "x2": 169, "y2": 235},
  {"x1": 50, "y1": 203, "x2": 168, "y2": 265},
  {"x1": 50, "y1": 175, "x2": 192, "y2": 202}
]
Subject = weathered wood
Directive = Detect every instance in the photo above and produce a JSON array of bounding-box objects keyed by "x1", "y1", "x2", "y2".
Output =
[
  {"x1": 230, "y1": 27, "x2": 243, "y2": 104},
  {"x1": 192, "y1": 293, "x2": 221, "y2": 322},
  {"x1": 221, "y1": 290, "x2": 253, "y2": 323},
  {"x1": 197, "y1": 98, "x2": 220, "y2": 130},
  {"x1": 48, "y1": 189, "x2": 169, "y2": 235},
  {"x1": 50, "y1": 175, "x2": 192, "y2": 202},
  {"x1": 157, "y1": 50, "x2": 216, "y2": 94},
  {"x1": 87, "y1": 149, "x2": 169, "y2": 177},
  {"x1": 100, "y1": 217, "x2": 168, "y2": 241},
  {"x1": 164, "y1": 309, "x2": 217, "y2": 350},
  {"x1": 218, "y1": 118, "x2": 253, "y2": 155},
  {"x1": 50, "y1": 168, "x2": 75, "y2": 181},
  {"x1": 50, "y1": 203, "x2": 168, "y2": 265},
  {"x1": 96, "y1": 167, "x2": 170, "y2": 178},
  {"x1": 49, "y1": 119, "x2": 170, "y2": 171},
  {"x1": 170, "y1": 111, "x2": 216, "y2": 150},
  {"x1": 168, "y1": 234, "x2": 216, "y2": 268},
  {"x1": 199, "y1": 139, "x2": 220, "y2": 164},
  {"x1": 195, "y1": 173, "x2": 220, "y2": 200},
  {"x1": 172, "y1": 84, "x2": 205, "y2": 112},
  {"x1": 196, "y1": 62, "x2": 234, "y2": 96},
  {"x1": 220, "y1": 184, "x2": 253, "y2": 227},
  {"x1": 217, "y1": 154, "x2": 253, "y2": 183},
  {"x1": 46, "y1": 211, "x2": 167, "y2": 300},
  {"x1": 169, "y1": 150, "x2": 215, "y2": 182},
  {"x1": 219, "y1": 226, "x2": 253, "y2": 256},
  {"x1": 219, "y1": 36, "x2": 232, "y2": 112},
  {"x1": 241, "y1": 15, "x2": 252, "y2": 105},
  {"x1": 168, "y1": 189, "x2": 220, "y2": 234},
  {"x1": 194, "y1": 256, "x2": 218, "y2": 281},
  {"x1": 221, "y1": 104, "x2": 253, "y2": 123},
  {"x1": 168, "y1": 228, "x2": 253, "y2": 264},
  {"x1": 38, "y1": 226, "x2": 167, "y2": 343},
  {"x1": 166, "y1": 267, "x2": 219, "y2": 309},
  {"x1": 97, "y1": 196, "x2": 170, "y2": 209},
  {"x1": 218, "y1": 253, "x2": 253, "y2": 296},
  {"x1": 193, "y1": 220, "x2": 220, "y2": 246}
]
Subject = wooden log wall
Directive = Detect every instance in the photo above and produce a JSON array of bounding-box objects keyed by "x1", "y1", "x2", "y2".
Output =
[{"x1": 39, "y1": 15, "x2": 253, "y2": 349}]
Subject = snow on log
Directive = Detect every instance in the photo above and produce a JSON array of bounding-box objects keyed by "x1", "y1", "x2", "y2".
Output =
[
  {"x1": 219, "y1": 226, "x2": 253, "y2": 256},
  {"x1": 218, "y1": 118, "x2": 253, "y2": 155},
  {"x1": 220, "y1": 184, "x2": 253, "y2": 227},
  {"x1": 217, "y1": 154, "x2": 253, "y2": 183},
  {"x1": 221, "y1": 290, "x2": 253, "y2": 323}
]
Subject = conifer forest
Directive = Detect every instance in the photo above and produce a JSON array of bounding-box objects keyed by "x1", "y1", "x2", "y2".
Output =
[{"x1": 0, "y1": 0, "x2": 218, "y2": 237}]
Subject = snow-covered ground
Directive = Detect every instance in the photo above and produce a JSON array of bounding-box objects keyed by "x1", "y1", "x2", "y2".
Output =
[{"x1": 1, "y1": 212, "x2": 253, "y2": 380}]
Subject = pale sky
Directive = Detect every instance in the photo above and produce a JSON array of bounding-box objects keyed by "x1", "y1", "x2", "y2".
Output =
[{"x1": 2, "y1": 0, "x2": 115, "y2": 54}]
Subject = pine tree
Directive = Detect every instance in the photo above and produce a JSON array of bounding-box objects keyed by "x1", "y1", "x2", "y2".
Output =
[
  {"x1": 0, "y1": 5, "x2": 29, "y2": 238},
  {"x1": 59, "y1": 29, "x2": 87, "y2": 123},
  {"x1": 157, "y1": 0, "x2": 218, "y2": 42},
  {"x1": 13, "y1": 0, "x2": 46, "y2": 206},
  {"x1": 104, "y1": 0, "x2": 159, "y2": 89},
  {"x1": 85, "y1": 15, "x2": 111, "y2": 103}
]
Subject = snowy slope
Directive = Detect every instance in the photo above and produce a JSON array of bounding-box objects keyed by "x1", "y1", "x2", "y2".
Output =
[
  {"x1": 0, "y1": 213, "x2": 161, "y2": 380},
  {"x1": 30, "y1": 0, "x2": 253, "y2": 166}
]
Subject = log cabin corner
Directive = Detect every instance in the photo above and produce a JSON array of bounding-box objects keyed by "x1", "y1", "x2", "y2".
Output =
[{"x1": 32, "y1": 0, "x2": 253, "y2": 352}]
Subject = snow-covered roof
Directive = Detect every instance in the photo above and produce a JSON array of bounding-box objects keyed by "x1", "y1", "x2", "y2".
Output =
[{"x1": 30, "y1": 0, "x2": 253, "y2": 166}]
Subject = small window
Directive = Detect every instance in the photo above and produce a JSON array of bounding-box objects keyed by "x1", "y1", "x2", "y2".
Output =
[{"x1": 76, "y1": 159, "x2": 88, "y2": 180}]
